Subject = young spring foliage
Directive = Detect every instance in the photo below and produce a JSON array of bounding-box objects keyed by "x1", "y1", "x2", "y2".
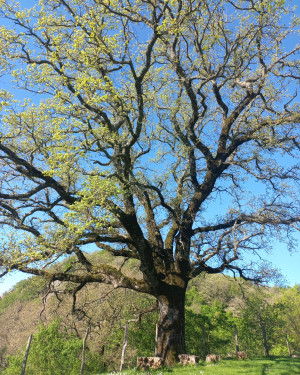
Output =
[{"x1": 0, "y1": 0, "x2": 299, "y2": 365}]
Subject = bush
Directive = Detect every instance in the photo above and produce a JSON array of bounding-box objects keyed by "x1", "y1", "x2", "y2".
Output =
[{"x1": 2, "y1": 321, "x2": 104, "y2": 375}]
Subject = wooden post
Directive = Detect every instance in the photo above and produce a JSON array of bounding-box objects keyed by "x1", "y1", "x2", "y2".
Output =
[
  {"x1": 21, "y1": 334, "x2": 32, "y2": 375},
  {"x1": 285, "y1": 331, "x2": 291, "y2": 357},
  {"x1": 80, "y1": 326, "x2": 90, "y2": 375},
  {"x1": 120, "y1": 323, "x2": 129, "y2": 371},
  {"x1": 155, "y1": 324, "x2": 158, "y2": 356},
  {"x1": 234, "y1": 324, "x2": 240, "y2": 353},
  {"x1": 201, "y1": 324, "x2": 206, "y2": 361}
]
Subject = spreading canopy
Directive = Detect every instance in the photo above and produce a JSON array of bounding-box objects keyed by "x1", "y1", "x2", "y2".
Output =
[{"x1": 0, "y1": 0, "x2": 299, "y2": 291}]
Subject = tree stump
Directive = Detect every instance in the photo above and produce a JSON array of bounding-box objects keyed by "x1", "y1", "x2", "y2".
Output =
[
  {"x1": 178, "y1": 354, "x2": 200, "y2": 365},
  {"x1": 236, "y1": 351, "x2": 248, "y2": 360},
  {"x1": 206, "y1": 354, "x2": 221, "y2": 363},
  {"x1": 136, "y1": 357, "x2": 163, "y2": 370}
]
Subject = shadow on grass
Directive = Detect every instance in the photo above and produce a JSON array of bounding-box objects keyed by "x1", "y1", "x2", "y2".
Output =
[
  {"x1": 259, "y1": 356, "x2": 300, "y2": 375},
  {"x1": 136, "y1": 357, "x2": 300, "y2": 375},
  {"x1": 274, "y1": 356, "x2": 300, "y2": 362},
  {"x1": 261, "y1": 363, "x2": 273, "y2": 375}
]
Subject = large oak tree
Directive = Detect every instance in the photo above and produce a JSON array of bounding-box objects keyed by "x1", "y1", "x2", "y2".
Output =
[{"x1": 0, "y1": 0, "x2": 299, "y2": 365}]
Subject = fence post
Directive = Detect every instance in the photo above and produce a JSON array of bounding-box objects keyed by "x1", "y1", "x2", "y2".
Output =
[
  {"x1": 234, "y1": 324, "x2": 240, "y2": 353},
  {"x1": 80, "y1": 326, "x2": 91, "y2": 375},
  {"x1": 21, "y1": 334, "x2": 32, "y2": 375},
  {"x1": 285, "y1": 331, "x2": 291, "y2": 357},
  {"x1": 120, "y1": 323, "x2": 129, "y2": 371},
  {"x1": 201, "y1": 324, "x2": 206, "y2": 361}
]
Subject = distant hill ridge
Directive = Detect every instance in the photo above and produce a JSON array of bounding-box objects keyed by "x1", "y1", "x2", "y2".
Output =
[{"x1": 0, "y1": 251, "x2": 299, "y2": 372}]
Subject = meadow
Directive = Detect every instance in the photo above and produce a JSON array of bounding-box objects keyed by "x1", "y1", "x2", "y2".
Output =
[{"x1": 117, "y1": 357, "x2": 300, "y2": 375}]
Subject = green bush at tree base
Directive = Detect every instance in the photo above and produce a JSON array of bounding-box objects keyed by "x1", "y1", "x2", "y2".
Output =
[{"x1": 2, "y1": 321, "x2": 105, "y2": 375}]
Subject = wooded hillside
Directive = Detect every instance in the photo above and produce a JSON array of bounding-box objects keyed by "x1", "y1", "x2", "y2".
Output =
[{"x1": 0, "y1": 252, "x2": 299, "y2": 373}]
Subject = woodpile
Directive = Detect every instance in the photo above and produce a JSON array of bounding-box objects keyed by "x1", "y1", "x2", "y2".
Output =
[
  {"x1": 206, "y1": 354, "x2": 220, "y2": 363},
  {"x1": 236, "y1": 351, "x2": 248, "y2": 360},
  {"x1": 178, "y1": 354, "x2": 200, "y2": 365},
  {"x1": 136, "y1": 356, "x2": 163, "y2": 370}
]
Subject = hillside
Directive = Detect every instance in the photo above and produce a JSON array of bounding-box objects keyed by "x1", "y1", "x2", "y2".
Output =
[{"x1": 0, "y1": 251, "x2": 299, "y2": 373}]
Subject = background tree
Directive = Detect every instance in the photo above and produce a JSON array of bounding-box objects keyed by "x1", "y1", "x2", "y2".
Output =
[
  {"x1": 0, "y1": 0, "x2": 299, "y2": 365},
  {"x1": 276, "y1": 285, "x2": 300, "y2": 355},
  {"x1": 0, "y1": 256, "x2": 158, "y2": 372},
  {"x1": 235, "y1": 287, "x2": 279, "y2": 357},
  {"x1": 2, "y1": 321, "x2": 104, "y2": 375},
  {"x1": 186, "y1": 287, "x2": 235, "y2": 358}
]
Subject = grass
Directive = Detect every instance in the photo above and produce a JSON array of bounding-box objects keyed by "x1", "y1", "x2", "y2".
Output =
[{"x1": 109, "y1": 357, "x2": 300, "y2": 375}]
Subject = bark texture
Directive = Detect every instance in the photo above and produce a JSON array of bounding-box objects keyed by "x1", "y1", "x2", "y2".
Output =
[{"x1": 155, "y1": 290, "x2": 186, "y2": 365}]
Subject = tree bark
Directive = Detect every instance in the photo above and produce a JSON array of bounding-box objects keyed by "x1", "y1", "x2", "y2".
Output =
[{"x1": 155, "y1": 290, "x2": 186, "y2": 366}]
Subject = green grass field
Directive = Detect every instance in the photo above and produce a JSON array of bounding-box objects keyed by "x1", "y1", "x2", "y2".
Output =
[{"x1": 115, "y1": 357, "x2": 300, "y2": 375}]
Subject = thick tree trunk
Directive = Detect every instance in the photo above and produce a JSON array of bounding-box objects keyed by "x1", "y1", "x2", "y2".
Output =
[{"x1": 155, "y1": 290, "x2": 186, "y2": 366}]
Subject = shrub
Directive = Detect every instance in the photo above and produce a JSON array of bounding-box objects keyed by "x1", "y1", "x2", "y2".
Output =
[{"x1": 2, "y1": 321, "x2": 104, "y2": 375}]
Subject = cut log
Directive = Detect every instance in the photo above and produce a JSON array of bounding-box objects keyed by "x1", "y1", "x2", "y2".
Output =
[
  {"x1": 206, "y1": 354, "x2": 220, "y2": 363},
  {"x1": 178, "y1": 354, "x2": 200, "y2": 365},
  {"x1": 136, "y1": 356, "x2": 163, "y2": 370},
  {"x1": 236, "y1": 351, "x2": 248, "y2": 360}
]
